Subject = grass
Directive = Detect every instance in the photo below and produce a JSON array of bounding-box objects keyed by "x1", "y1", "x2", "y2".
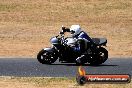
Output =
[
  {"x1": 0, "y1": 0, "x2": 131, "y2": 57},
  {"x1": 0, "y1": 76, "x2": 131, "y2": 88}
]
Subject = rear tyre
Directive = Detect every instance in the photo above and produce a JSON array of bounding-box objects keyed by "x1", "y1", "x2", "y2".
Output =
[
  {"x1": 37, "y1": 49, "x2": 57, "y2": 64},
  {"x1": 89, "y1": 47, "x2": 108, "y2": 65}
]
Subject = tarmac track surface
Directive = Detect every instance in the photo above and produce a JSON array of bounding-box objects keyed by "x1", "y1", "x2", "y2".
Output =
[{"x1": 0, "y1": 58, "x2": 131, "y2": 77}]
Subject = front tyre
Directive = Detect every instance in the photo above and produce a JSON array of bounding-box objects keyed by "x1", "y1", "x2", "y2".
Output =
[{"x1": 37, "y1": 49, "x2": 57, "y2": 64}]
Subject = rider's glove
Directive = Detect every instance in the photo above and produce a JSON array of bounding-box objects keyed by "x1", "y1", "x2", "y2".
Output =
[{"x1": 59, "y1": 31, "x2": 64, "y2": 34}]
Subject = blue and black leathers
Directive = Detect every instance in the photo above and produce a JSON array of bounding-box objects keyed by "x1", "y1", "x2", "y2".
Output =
[
  {"x1": 76, "y1": 31, "x2": 92, "y2": 42},
  {"x1": 73, "y1": 31, "x2": 94, "y2": 53},
  {"x1": 61, "y1": 27, "x2": 94, "y2": 63}
]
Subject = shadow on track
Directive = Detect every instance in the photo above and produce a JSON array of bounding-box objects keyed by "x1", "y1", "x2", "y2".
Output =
[{"x1": 49, "y1": 63, "x2": 118, "y2": 67}]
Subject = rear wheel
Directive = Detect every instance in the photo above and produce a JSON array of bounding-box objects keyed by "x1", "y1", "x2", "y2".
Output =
[
  {"x1": 37, "y1": 49, "x2": 57, "y2": 64},
  {"x1": 89, "y1": 47, "x2": 108, "y2": 65}
]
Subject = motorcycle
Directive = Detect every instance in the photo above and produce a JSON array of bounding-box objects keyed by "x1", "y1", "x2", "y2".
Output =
[{"x1": 37, "y1": 26, "x2": 108, "y2": 65}]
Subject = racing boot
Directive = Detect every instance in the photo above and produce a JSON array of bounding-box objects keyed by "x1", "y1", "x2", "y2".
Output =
[{"x1": 76, "y1": 55, "x2": 85, "y2": 65}]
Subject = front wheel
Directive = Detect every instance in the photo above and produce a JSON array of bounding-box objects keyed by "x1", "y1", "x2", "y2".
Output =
[{"x1": 37, "y1": 49, "x2": 58, "y2": 64}]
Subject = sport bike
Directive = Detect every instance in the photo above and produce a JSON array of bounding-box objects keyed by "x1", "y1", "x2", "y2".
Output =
[{"x1": 37, "y1": 27, "x2": 108, "y2": 65}]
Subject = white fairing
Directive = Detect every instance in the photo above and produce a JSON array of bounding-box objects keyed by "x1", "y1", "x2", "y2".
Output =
[{"x1": 65, "y1": 38, "x2": 77, "y2": 46}]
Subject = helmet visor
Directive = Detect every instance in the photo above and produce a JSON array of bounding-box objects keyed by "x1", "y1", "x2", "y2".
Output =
[{"x1": 71, "y1": 30, "x2": 75, "y2": 34}]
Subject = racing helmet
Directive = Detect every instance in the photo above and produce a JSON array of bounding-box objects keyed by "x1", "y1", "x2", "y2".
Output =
[{"x1": 70, "y1": 25, "x2": 81, "y2": 37}]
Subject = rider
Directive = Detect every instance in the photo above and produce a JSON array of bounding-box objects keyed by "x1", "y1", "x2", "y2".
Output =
[{"x1": 61, "y1": 25, "x2": 94, "y2": 63}]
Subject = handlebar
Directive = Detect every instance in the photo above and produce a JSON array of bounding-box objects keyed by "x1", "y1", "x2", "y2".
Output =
[
  {"x1": 56, "y1": 26, "x2": 72, "y2": 46},
  {"x1": 55, "y1": 32, "x2": 68, "y2": 46}
]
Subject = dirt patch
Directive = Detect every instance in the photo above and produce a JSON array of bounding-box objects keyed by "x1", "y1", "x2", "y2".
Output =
[{"x1": 0, "y1": 0, "x2": 131, "y2": 57}]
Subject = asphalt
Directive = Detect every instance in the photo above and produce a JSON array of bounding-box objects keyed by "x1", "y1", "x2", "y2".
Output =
[{"x1": 0, "y1": 58, "x2": 132, "y2": 77}]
